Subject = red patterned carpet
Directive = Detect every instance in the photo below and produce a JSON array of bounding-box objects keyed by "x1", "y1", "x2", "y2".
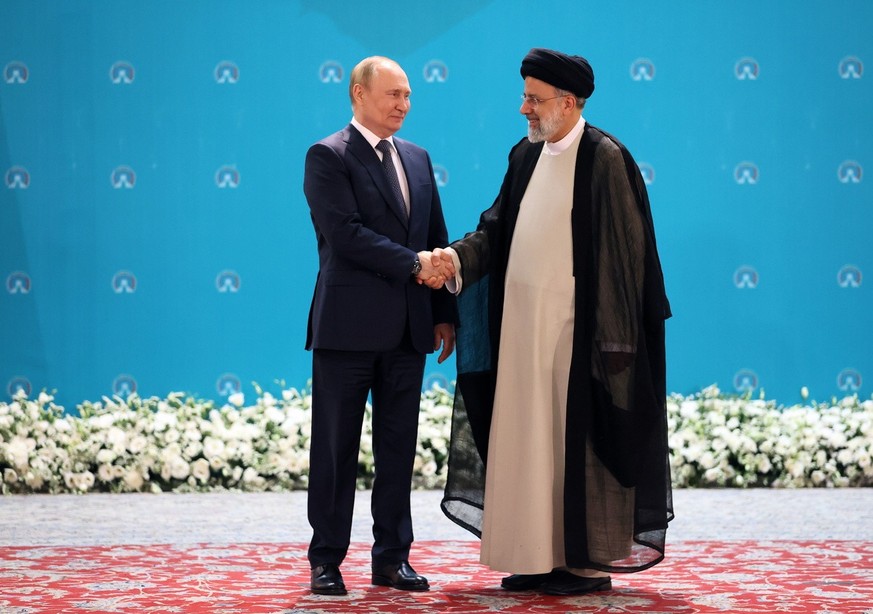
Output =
[{"x1": 2, "y1": 540, "x2": 872, "y2": 613}]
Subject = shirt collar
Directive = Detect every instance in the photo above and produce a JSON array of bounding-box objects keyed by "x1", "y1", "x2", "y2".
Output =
[
  {"x1": 351, "y1": 117, "x2": 395, "y2": 152},
  {"x1": 543, "y1": 116, "x2": 586, "y2": 156}
]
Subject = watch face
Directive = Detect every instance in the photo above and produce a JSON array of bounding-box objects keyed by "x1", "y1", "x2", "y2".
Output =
[{"x1": 413, "y1": 258, "x2": 422, "y2": 275}]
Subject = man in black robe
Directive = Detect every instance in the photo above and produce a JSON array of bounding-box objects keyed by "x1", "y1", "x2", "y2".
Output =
[{"x1": 437, "y1": 48, "x2": 672, "y2": 595}]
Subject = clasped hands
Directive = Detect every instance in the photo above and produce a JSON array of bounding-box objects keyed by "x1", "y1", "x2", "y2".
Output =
[{"x1": 415, "y1": 248, "x2": 455, "y2": 289}]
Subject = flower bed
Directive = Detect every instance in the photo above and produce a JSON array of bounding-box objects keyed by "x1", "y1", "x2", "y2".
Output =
[{"x1": 1, "y1": 384, "x2": 871, "y2": 494}]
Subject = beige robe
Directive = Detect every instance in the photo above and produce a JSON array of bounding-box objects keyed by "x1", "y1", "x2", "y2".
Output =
[{"x1": 479, "y1": 129, "x2": 633, "y2": 574}]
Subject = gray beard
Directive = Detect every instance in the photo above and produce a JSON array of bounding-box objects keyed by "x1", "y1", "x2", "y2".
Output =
[{"x1": 526, "y1": 106, "x2": 563, "y2": 143}]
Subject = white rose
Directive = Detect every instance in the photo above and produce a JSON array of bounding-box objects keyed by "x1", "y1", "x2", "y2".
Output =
[
  {"x1": 106, "y1": 426, "x2": 127, "y2": 451},
  {"x1": 24, "y1": 472, "x2": 43, "y2": 490},
  {"x1": 191, "y1": 458, "x2": 211, "y2": 483},
  {"x1": 128, "y1": 435, "x2": 148, "y2": 454},
  {"x1": 183, "y1": 442, "x2": 202, "y2": 459},
  {"x1": 202, "y1": 437, "x2": 226, "y2": 460},
  {"x1": 168, "y1": 455, "x2": 190, "y2": 480},
  {"x1": 93, "y1": 413, "x2": 114, "y2": 430},
  {"x1": 242, "y1": 466, "x2": 264, "y2": 486},
  {"x1": 154, "y1": 411, "x2": 178, "y2": 432},
  {"x1": 228, "y1": 393, "x2": 245, "y2": 407},
  {"x1": 96, "y1": 449, "x2": 116, "y2": 464},
  {"x1": 699, "y1": 451, "x2": 716, "y2": 470},
  {"x1": 97, "y1": 464, "x2": 115, "y2": 482},
  {"x1": 421, "y1": 460, "x2": 437, "y2": 477},
  {"x1": 6, "y1": 437, "x2": 34, "y2": 469},
  {"x1": 124, "y1": 469, "x2": 144, "y2": 491},
  {"x1": 703, "y1": 467, "x2": 724, "y2": 484},
  {"x1": 265, "y1": 406, "x2": 284, "y2": 424},
  {"x1": 164, "y1": 428, "x2": 180, "y2": 444},
  {"x1": 72, "y1": 472, "x2": 95, "y2": 492}
]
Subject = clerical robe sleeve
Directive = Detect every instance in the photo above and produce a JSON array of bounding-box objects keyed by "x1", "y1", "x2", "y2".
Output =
[
  {"x1": 448, "y1": 196, "x2": 500, "y2": 289},
  {"x1": 590, "y1": 140, "x2": 646, "y2": 410}
]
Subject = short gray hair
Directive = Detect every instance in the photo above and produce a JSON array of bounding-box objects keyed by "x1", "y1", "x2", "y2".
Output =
[{"x1": 555, "y1": 87, "x2": 586, "y2": 110}]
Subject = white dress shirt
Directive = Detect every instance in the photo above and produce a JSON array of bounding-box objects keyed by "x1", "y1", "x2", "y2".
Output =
[{"x1": 351, "y1": 117, "x2": 410, "y2": 213}]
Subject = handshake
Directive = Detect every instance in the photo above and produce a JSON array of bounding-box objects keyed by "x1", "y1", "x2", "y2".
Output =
[{"x1": 415, "y1": 248, "x2": 456, "y2": 289}]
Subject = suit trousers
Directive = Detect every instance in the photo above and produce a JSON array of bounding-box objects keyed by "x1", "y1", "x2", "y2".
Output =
[{"x1": 307, "y1": 331, "x2": 426, "y2": 568}]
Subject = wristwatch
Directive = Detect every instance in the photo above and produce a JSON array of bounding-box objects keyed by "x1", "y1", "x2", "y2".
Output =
[{"x1": 411, "y1": 255, "x2": 422, "y2": 277}]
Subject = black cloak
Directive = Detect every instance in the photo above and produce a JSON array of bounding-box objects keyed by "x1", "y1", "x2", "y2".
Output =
[{"x1": 441, "y1": 123, "x2": 673, "y2": 572}]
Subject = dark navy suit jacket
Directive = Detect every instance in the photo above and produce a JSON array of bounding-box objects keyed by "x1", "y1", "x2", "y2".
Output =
[{"x1": 304, "y1": 124, "x2": 456, "y2": 354}]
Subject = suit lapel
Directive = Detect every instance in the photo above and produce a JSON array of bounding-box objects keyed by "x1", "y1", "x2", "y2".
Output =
[
  {"x1": 345, "y1": 126, "x2": 409, "y2": 229},
  {"x1": 393, "y1": 139, "x2": 420, "y2": 229}
]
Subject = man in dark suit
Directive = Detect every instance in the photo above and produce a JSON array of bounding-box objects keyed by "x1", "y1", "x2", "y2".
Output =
[{"x1": 303, "y1": 56, "x2": 457, "y2": 596}]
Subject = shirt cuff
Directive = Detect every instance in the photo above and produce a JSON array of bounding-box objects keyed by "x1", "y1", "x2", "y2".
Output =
[{"x1": 443, "y1": 247, "x2": 462, "y2": 295}]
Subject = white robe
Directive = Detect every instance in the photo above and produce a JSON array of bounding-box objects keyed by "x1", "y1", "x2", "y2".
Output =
[
  {"x1": 479, "y1": 130, "x2": 578, "y2": 573},
  {"x1": 479, "y1": 129, "x2": 633, "y2": 574}
]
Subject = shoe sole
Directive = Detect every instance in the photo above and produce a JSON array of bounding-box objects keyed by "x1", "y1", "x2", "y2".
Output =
[
  {"x1": 501, "y1": 572, "x2": 555, "y2": 591},
  {"x1": 310, "y1": 587, "x2": 348, "y2": 596},
  {"x1": 371, "y1": 576, "x2": 430, "y2": 591},
  {"x1": 501, "y1": 582, "x2": 545, "y2": 591},
  {"x1": 541, "y1": 578, "x2": 612, "y2": 596}
]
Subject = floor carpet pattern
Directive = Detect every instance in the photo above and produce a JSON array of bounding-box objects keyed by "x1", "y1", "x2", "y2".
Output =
[{"x1": 2, "y1": 540, "x2": 871, "y2": 613}]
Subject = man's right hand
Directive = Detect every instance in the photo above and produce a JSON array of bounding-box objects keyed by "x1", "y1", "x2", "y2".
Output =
[
  {"x1": 432, "y1": 248, "x2": 456, "y2": 280},
  {"x1": 416, "y1": 249, "x2": 455, "y2": 289}
]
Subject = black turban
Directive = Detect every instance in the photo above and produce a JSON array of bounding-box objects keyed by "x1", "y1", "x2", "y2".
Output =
[{"x1": 520, "y1": 48, "x2": 595, "y2": 98}]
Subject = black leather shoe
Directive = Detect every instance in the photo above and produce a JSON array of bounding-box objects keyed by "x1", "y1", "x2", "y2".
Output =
[
  {"x1": 371, "y1": 561, "x2": 429, "y2": 591},
  {"x1": 501, "y1": 572, "x2": 555, "y2": 591},
  {"x1": 540, "y1": 571, "x2": 611, "y2": 595},
  {"x1": 311, "y1": 563, "x2": 347, "y2": 595}
]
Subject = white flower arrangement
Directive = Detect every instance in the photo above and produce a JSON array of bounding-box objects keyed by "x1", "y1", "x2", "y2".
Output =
[
  {"x1": 1, "y1": 383, "x2": 871, "y2": 494},
  {"x1": 668, "y1": 385, "x2": 873, "y2": 487}
]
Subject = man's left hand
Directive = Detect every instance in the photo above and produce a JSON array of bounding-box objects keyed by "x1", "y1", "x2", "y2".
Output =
[
  {"x1": 604, "y1": 351, "x2": 634, "y2": 374},
  {"x1": 433, "y1": 323, "x2": 456, "y2": 363}
]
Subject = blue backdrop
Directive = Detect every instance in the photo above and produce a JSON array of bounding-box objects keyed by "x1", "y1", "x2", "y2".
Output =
[{"x1": 1, "y1": 0, "x2": 870, "y2": 409}]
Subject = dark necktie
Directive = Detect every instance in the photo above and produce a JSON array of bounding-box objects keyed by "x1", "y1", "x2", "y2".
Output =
[{"x1": 376, "y1": 139, "x2": 408, "y2": 217}]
